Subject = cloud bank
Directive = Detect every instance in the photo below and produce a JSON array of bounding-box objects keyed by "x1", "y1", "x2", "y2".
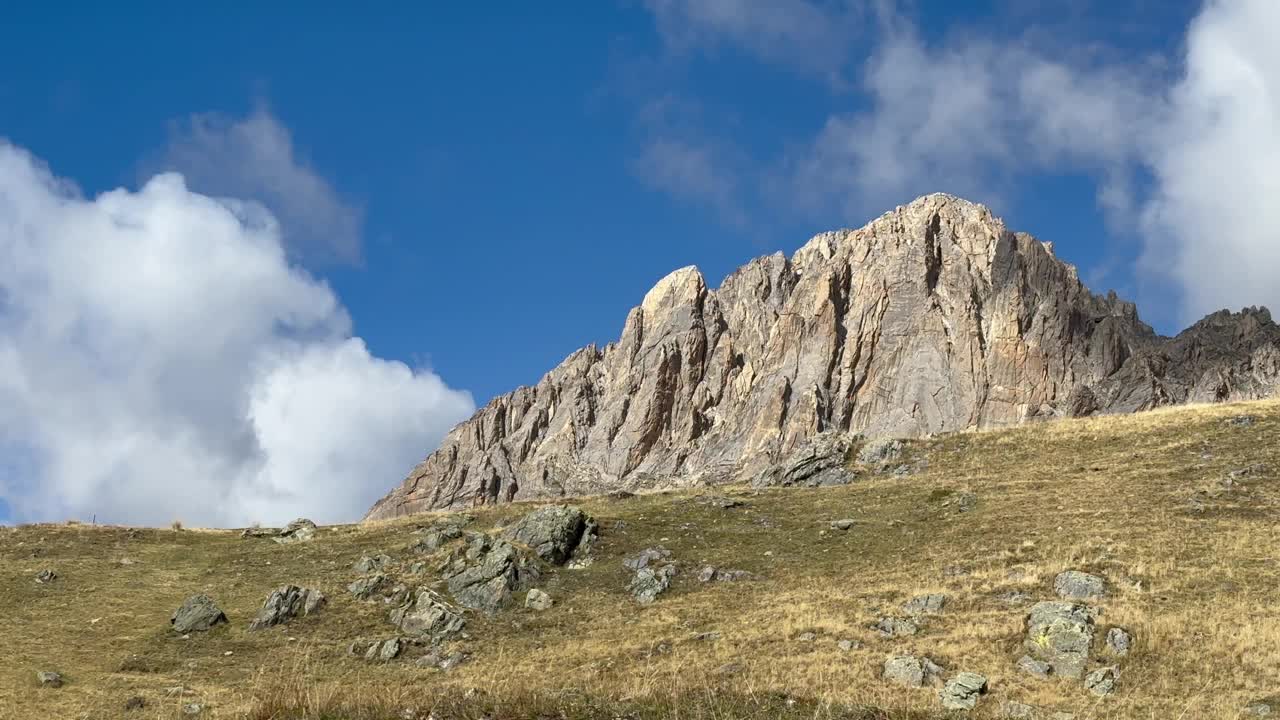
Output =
[
  {"x1": 0, "y1": 144, "x2": 473, "y2": 527},
  {"x1": 643, "y1": 0, "x2": 1280, "y2": 326}
]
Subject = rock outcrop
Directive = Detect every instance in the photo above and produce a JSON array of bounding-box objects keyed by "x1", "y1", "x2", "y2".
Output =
[{"x1": 367, "y1": 194, "x2": 1280, "y2": 518}]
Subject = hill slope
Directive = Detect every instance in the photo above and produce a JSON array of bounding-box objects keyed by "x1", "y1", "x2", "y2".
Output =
[
  {"x1": 4, "y1": 399, "x2": 1279, "y2": 719},
  {"x1": 367, "y1": 194, "x2": 1280, "y2": 519}
]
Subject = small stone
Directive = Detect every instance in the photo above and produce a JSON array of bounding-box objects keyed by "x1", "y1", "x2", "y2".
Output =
[
  {"x1": 882, "y1": 655, "x2": 943, "y2": 688},
  {"x1": 1084, "y1": 666, "x2": 1119, "y2": 696},
  {"x1": 796, "y1": 631, "x2": 816, "y2": 642},
  {"x1": 872, "y1": 616, "x2": 918, "y2": 637},
  {"x1": 1245, "y1": 701, "x2": 1274, "y2": 717},
  {"x1": 629, "y1": 564, "x2": 676, "y2": 604},
  {"x1": 1105, "y1": 627, "x2": 1132, "y2": 656},
  {"x1": 940, "y1": 671, "x2": 988, "y2": 710},
  {"x1": 1053, "y1": 570, "x2": 1105, "y2": 600},
  {"x1": 902, "y1": 593, "x2": 947, "y2": 615},
  {"x1": 1227, "y1": 415, "x2": 1257, "y2": 427},
  {"x1": 353, "y1": 554, "x2": 391, "y2": 574},
  {"x1": 624, "y1": 546, "x2": 672, "y2": 571},
  {"x1": 365, "y1": 637, "x2": 402, "y2": 662},
  {"x1": 124, "y1": 696, "x2": 146, "y2": 711},
  {"x1": 830, "y1": 519, "x2": 856, "y2": 530},
  {"x1": 182, "y1": 703, "x2": 203, "y2": 715},
  {"x1": 837, "y1": 639, "x2": 857, "y2": 652},
  {"x1": 1017, "y1": 654, "x2": 1052, "y2": 678},
  {"x1": 438, "y1": 651, "x2": 469, "y2": 671},
  {"x1": 525, "y1": 589, "x2": 553, "y2": 611},
  {"x1": 34, "y1": 569, "x2": 57, "y2": 584},
  {"x1": 36, "y1": 671, "x2": 63, "y2": 687}
]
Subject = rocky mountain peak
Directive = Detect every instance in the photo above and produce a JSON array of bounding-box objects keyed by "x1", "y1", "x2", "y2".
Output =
[{"x1": 365, "y1": 194, "x2": 1280, "y2": 519}]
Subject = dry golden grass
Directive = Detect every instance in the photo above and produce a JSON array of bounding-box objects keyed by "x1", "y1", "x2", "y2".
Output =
[{"x1": 2, "y1": 399, "x2": 1278, "y2": 719}]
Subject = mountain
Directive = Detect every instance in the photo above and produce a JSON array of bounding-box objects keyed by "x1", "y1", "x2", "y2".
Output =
[{"x1": 366, "y1": 194, "x2": 1280, "y2": 519}]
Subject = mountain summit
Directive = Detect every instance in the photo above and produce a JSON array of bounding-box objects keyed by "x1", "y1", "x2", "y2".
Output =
[{"x1": 365, "y1": 194, "x2": 1280, "y2": 519}]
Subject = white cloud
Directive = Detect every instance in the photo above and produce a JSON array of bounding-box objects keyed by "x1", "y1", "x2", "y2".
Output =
[
  {"x1": 633, "y1": 137, "x2": 746, "y2": 225},
  {"x1": 153, "y1": 109, "x2": 364, "y2": 265},
  {"x1": 0, "y1": 143, "x2": 473, "y2": 527}
]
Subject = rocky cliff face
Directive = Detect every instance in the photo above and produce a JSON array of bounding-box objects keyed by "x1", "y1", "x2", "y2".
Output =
[{"x1": 365, "y1": 194, "x2": 1280, "y2": 519}]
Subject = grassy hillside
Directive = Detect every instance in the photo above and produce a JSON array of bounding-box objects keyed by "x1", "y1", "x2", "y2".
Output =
[{"x1": 3, "y1": 400, "x2": 1278, "y2": 720}]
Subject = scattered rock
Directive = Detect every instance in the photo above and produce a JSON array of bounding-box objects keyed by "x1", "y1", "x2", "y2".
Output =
[
  {"x1": 363, "y1": 637, "x2": 403, "y2": 662},
  {"x1": 624, "y1": 546, "x2": 672, "y2": 571},
  {"x1": 1016, "y1": 654, "x2": 1052, "y2": 678},
  {"x1": 836, "y1": 639, "x2": 860, "y2": 652},
  {"x1": 124, "y1": 695, "x2": 146, "y2": 711},
  {"x1": 873, "y1": 616, "x2": 919, "y2": 637},
  {"x1": 1227, "y1": 415, "x2": 1257, "y2": 427},
  {"x1": 525, "y1": 589, "x2": 553, "y2": 610},
  {"x1": 940, "y1": 671, "x2": 988, "y2": 710},
  {"x1": 34, "y1": 569, "x2": 57, "y2": 584},
  {"x1": 941, "y1": 491, "x2": 978, "y2": 512},
  {"x1": 882, "y1": 655, "x2": 943, "y2": 688},
  {"x1": 1084, "y1": 666, "x2": 1119, "y2": 696},
  {"x1": 796, "y1": 631, "x2": 817, "y2": 642},
  {"x1": 858, "y1": 438, "x2": 904, "y2": 466},
  {"x1": 629, "y1": 563, "x2": 676, "y2": 604},
  {"x1": 1001, "y1": 701, "x2": 1038, "y2": 719},
  {"x1": 1245, "y1": 701, "x2": 1275, "y2": 717},
  {"x1": 354, "y1": 554, "x2": 392, "y2": 574},
  {"x1": 695, "y1": 494, "x2": 744, "y2": 509},
  {"x1": 36, "y1": 670, "x2": 63, "y2": 688},
  {"x1": 1105, "y1": 627, "x2": 1132, "y2": 656},
  {"x1": 501, "y1": 504, "x2": 597, "y2": 564},
  {"x1": 830, "y1": 519, "x2": 856, "y2": 530},
  {"x1": 696, "y1": 565, "x2": 758, "y2": 582},
  {"x1": 997, "y1": 590, "x2": 1032, "y2": 605},
  {"x1": 249, "y1": 585, "x2": 326, "y2": 630},
  {"x1": 692, "y1": 631, "x2": 722, "y2": 642},
  {"x1": 1024, "y1": 601, "x2": 1094, "y2": 679},
  {"x1": 182, "y1": 703, "x2": 203, "y2": 715},
  {"x1": 443, "y1": 537, "x2": 538, "y2": 612},
  {"x1": 753, "y1": 432, "x2": 857, "y2": 488},
  {"x1": 348, "y1": 574, "x2": 398, "y2": 602},
  {"x1": 438, "y1": 651, "x2": 469, "y2": 671},
  {"x1": 1053, "y1": 570, "x2": 1105, "y2": 601},
  {"x1": 902, "y1": 593, "x2": 947, "y2": 615},
  {"x1": 171, "y1": 594, "x2": 228, "y2": 633},
  {"x1": 389, "y1": 588, "x2": 465, "y2": 641},
  {"x1": 274, "y1": 518, "x2": 317, "y2": 544}
]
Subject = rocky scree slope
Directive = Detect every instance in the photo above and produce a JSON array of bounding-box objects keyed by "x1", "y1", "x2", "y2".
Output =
[{"x1": 367, "y1": 194, "x2": 1280, "y2": 518}]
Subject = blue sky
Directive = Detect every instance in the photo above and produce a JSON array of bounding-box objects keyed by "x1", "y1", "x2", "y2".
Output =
[{"x1": 1, "y1": 0, "x2": 1275, "y2": 526}]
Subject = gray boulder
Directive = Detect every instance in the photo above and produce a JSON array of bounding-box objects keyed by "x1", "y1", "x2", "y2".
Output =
[
  {"x1": 1106, "y1": 627, "x2": 1132, "y2": 656},
  {"x1": 411, "y1": 524, "x2": 464, "y2": 553},
  {"x1": 624, "y1": 546, "x2": 672, "y2": 571},
  {"x1": 873, "y1": 617, "x2": 919, "y2": 637},
  {"x1": 353, "y1": 554, "x2": 391, "y2": 574},
  {"x1": 1084, "y1": 666, "x2": 1119, "y2": 696},
  {"x1": 830, "y1": 519, "x2": 857, "y2": 530},
  {"x1": 1001, "y1": 701, "x2": 1038, "y2": 719},
  {"x1": 902, "y1": 593, "x2": 947, "y2": 615},
  {"x1": 858, "y1": 438, "x2": 903, "y2": 466},
  {"x1": 444, "y1": 538, "x2": 537, "y2": 612},
  {"x1": 882, "y1": 655, "x2": 943, "y2": 688},
  {"x1": 348, "y1": 574, "x2": 396, "y2": 602},
  {"x1": 1245, "y1": 701, "x2": 1275, "y2": 717},
  {"x1": 525, "y1": 588, "x2": 553, "y2": 610},
  {"x1": 36, "y1": 670, "x2": 63, "y2": 688},
  {"x1": 34, "y1": 569, "x2": 57, "y2": 584},
  {"x1": 697, "y1": 566, "x2": 759, "y2": 582},
  {"x1": 171, "y1": 594, "x2": 228, "y2": 633},
  {"x1": 1016, "y1": 654, "x2": 1052, "y2": 678},
  {"x1": 629, "y1": 564, "x2": 676, "y2": 604},
  {"x1": 753, "y1": 433, "x2": 856, "y2": 488},
  {"x1": 273, "y1": 518, "x2": 317, "y2": 544},
  {"x1": 1054, "y1": 570, "x2": 1105, "y2": 600},
  {"x1": 389, "y1": 588, "x2": 465, "y2": 641},
  {"x1": 359, "y1": 637, "x2": 402, "y2": 662},
  {"x1": 249, "y1": 585, "x2": 326, "y2": 630},
  {"x1": 501, "y1": 504, "x2": 596, "y2": 564},
  {"x1": 940, "y1": 672, "x2": 988, "y2": 710},
  {"x1": 1024, "y1": 601, "x2": 1094, "y2": 679}
]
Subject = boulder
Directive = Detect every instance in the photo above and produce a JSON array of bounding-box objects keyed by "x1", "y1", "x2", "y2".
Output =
[
  {"x1": 753, "y1": 432, "x2": 856, "y2": 488},
  {"x1": 389, "y1": 588, "x2": 465, "y2": 641},
  {"x1": 353, "y1": 554, "x2": 391, "y2": 574},
  {"x1": 249, "y1": 585, "x2": 326, "y2": 630},
  {"x1": 624, "y1": 546, "x2": 672, "y2": 571},
  {"x1": 940, "y1": 672, "x2": 988, "y2": 710},
  {"x1": 411, "y1": 524, "x2": 464, "y2": 553},
  {"x1": 1106, "y1": 627, "x2": 1132, "y2": 656},
  {"x1": 1001, "y1": 701, "x2": 1038, "y2": 719},
  {"x1": 629, "y1": 564, "x2": 676, "y2": 604},
  {"x1": 274, "y1": 518, "x2": 317, "y2": 544},
  {"x1": 525, "y1": 589, "x2": 553, "y2": 610},
  {"x1": 902, "y1": 593, "x2": 947, "y2": 615},
  {"x1": 1016, "y1": 654, "x2": 1052, "y2": 678},
  {"x1": 348, "y1": 574, "x2": 397, "y2": 602},
  {"x1": 1245, "y1": 701, "x2": 1275, "y2": 717},
  {"x1": 36, "y1": 670, "x2": 63, "y2": 688},
  {"x1": 444, "y1": 538, "x2": 538, "y2": 612},
  {"x1": 1084, "y1": 666, "x2": 1119, "y2": 696},
  {"x1": 1054, "y1": 570, "x2": 1105, "y2": 600},
  {"x1": 696, "y1": 566, "x2": 758, "y2": 582},
  {"x1": 882, "y1": 655, "x2": 943, "y2": 688},
  {"x1": 830, "y1": 519, "x2": 857, "y2": 530},
  {"x1": 171, "y1": 594, "x2": 228, "y2": 633},
  {"x1": 501, "y1": 505, "x2": 596, "y2": 564},
  {"x1": 1024, "y1": 601, "x2": 1094, "y2": 679},
  {"x1": 360, "y1": 637, "x2": 402, "y2": 662},
  {"x1": 34, "y1": 569, "x2": 57, "y2": 584},
  {"x1": 858, "y1": 438, "x2": 904, "y2": 466}
]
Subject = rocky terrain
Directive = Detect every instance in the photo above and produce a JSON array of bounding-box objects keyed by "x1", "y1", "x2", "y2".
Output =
[
  {"x1": 4, "y1": 399, "x2": 1279, "y2": 719},
  {"x1": 367, "y1": 194, "x2": 1280, "y2": 519}
]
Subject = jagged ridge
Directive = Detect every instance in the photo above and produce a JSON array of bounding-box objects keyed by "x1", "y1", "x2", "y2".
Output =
[{"x1": 365, "y1": 194, "x2": 1280, "y2": 519}]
